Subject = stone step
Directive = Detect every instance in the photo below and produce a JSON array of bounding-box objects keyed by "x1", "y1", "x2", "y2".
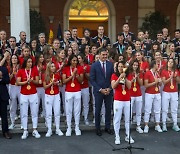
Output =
[{"x1": 1, "y1": 118, "x2": 180, "y2": 134}]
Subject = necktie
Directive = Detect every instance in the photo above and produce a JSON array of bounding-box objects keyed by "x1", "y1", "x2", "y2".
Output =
[{"x1": 102, "y1": 62, "x2": 105, "y2": 74}]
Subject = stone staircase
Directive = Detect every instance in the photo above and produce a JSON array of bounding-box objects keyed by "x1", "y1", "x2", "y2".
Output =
[
  {"x1": 1, "y1": 95, "x2": 180, "y2": 134},
  {"x1": 0, "y1": 114, "x2": 180, "y2": 134}
]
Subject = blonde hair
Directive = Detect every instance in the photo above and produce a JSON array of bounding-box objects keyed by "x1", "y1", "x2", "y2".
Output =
[
  {"x1": 166, "y1": 43, "x2": 174, "y2": 56},
  {"x1": 56, "y1": 48, "x2": 66, "y2": 61},
  {"x1": 45, "y1": 62, "x2": 55, "y2": 83}
]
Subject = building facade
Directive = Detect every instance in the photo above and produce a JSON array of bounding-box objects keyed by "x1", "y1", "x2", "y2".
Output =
[{"x1": 0, "y1": 0, "x2": 179, "y2": 42}]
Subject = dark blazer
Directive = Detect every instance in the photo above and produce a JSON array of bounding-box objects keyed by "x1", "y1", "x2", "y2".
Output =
[
  {"x1": 0, "y1": 66, "x2": 10, "y2": 102},
  {"x1": 90, "y1": 60, "x2": 114, "y2": 94}
]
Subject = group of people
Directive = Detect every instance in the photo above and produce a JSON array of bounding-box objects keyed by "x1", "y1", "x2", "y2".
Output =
[{"x1": 0, "y1": 23, "x2": 179, "y2": 145}]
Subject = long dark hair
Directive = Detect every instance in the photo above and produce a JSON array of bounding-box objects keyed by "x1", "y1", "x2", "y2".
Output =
[
  {"x1": 166, "y1": 58, "x2": 176, "y2": 71},
  {"x1": 35, "y1": 53, "x2": 44, "y2": 66},
  {"x1": 150, "y1": 60, "x2": 157, "y2": 69},
  {"x1": 123, "y1": 45, "x2": 134, "y2": 62},
  {"x1": 78, "y1": 53, "x2": 88, "y2": 64},
  {"x1": 128, "y1": 59, "x2": 140, "y2": 74},
  {"x1": 30, "y1": 38, "x2": 39, "y2": 52},
  {"x1": 10, "y1": 54, "x2": 19, "y2": 73},
  {"x1": 21, "y1": 56, "x2": 33, "y2": 69},
  {"x1": 115, "y1": 60, "x2": 129, "y2": 77},
  {"x1": 67, "y1": 54, "x2": 79, "y2": 66}
]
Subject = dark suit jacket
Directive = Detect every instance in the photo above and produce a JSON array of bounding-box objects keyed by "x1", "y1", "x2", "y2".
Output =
[
  {"x1": 0, "y1": 66, "x2": 10, "y2": 102},
  {"x1": 90, "y1": 60, "x2": 114, "y2": 94}
]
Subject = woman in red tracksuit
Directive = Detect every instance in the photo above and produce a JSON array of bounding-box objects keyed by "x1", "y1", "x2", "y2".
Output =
[
  {"x1": 8, "y1": 54, "x2": 21, "y2": 129},
  {"x1": 111, "y1": 61, "x2": 134, "y2": 145},
  {"x1": 16, "y1": 56, "x2": 40, "y2": 139},
  {"x1": 77, "y1": 53, "x2": 91, "y2": 125},
  {"x1": 43, "y1": 61, "x2": 63, "y2": 137},
  {"x1": 127, "y1": 59, "x2": 143, "y2": 133},
  {"x1": 62, "y1": 54, "x2": 83, "y2": 136}
]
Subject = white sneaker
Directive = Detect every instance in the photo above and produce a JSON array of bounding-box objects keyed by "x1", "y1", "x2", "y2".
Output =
[
  {"x1": 32, "y1": 130, "x2": 41, "y2": 138},
  {"x1": 172, "y1": 125, "x2": 180, "y2": 132},
  {"x1": 162, "y1": 124, "x2": 167, "y2": 132},
  {"x1": 45, "y1": 130, "x2": 52, "y2": 137},
  {"x1": 144, "y1": 125, "x2": 149, "y2": 133},
  {"x1": 9, "y1": 124, "x2": 15, "y2": 130},
  {"x1": 56, "y1": 129, "x2": 64, "y2": 136},
  {"x1": 20, "y1": 125, "x2": 23, "y2": 130},
  {"x1": 136, "y1": 126, "x2": 143, "y2": 134},
  {"x1": 21, "y1": 131, "x2": 28, "y2": 139},
  {"x1": 75, "y1": 127, "x2": 81, "y2": 136},
  {"x1": 125, "y1": 136, "x2": 135, "y2": 144},
  {"x1": 115, "y1": 136, "x2": 120, "y2": 145},
  {"x1": 66, "y1": 128, "x2": 72, "y2": 137},
  {"x1": 155, "y1": 125, "x2": 163, "y2": 133},
  {"x1": 84, "y1": 119, "x2": 89, "y2": 125},
  {"x1": 93, "y1": 118, "x2": 95, "y2": 124},
  {"x1": 15, "y1": 116, "x2": 18, "y2": 121}
]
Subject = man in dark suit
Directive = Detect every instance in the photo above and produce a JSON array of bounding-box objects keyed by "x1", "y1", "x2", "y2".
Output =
[
  {"x1": 0, "y1": 62, "x2": 11, "y2": 139},
  {"x1": 90, "y1": 48, "x2": 114, "y2": 136}
]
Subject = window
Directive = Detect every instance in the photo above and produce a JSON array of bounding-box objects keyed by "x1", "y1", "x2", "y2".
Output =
[{"x1": 69, "y1": 0, "x2": 108, "y2": 21}]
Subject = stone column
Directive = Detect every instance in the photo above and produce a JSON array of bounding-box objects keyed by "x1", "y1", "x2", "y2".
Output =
[{"x1": 10, "y1": 0, "x2": 30, "y2": 42}]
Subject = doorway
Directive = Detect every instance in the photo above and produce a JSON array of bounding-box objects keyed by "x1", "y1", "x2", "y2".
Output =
[{"x1": 63, "y1": 0, "x2": 116, "y2": 42}]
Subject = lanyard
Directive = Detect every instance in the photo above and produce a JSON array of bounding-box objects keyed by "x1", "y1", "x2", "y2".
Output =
[
  {"x1": 25, "y1": 68, "x2": 31, "y2": 79},
  {"x1": 118, "y1": 44, "x2": 124, "y2": 54},
  {"x1": 150, "y1": 69, "x2": 157, "y2": 80}
]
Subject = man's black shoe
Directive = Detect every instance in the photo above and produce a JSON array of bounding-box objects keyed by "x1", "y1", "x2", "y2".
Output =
[
  {"x1": 105, "y1": 128, "x2": 114, "y2": 135},
  {"x1": 96, "y1": 129, "x2": 102, "y2": 136},
  {"x1": 3, "y1": 132, "x2": 12, "y2": 139}
]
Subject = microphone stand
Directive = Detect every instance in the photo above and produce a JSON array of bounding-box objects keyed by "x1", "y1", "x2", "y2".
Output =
[{"x1": 112, "y1": 99, "x2": 144, "y2": 154}]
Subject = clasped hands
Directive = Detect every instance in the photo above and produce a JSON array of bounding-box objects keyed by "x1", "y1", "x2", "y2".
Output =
[{"x1": 100, "y1": 88, "x2": 111, "y2": 95}]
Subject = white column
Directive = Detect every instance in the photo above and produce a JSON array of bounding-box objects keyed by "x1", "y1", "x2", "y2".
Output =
[{"x1": 10, "y1": 0, "x2": 30, "y2": 42}]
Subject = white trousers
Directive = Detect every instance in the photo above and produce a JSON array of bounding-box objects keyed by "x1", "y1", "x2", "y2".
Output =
[
  {"x1": 140, "y1": 86, "x2": 146, "y2": 113},
  {"x1": 162, "y1": 91, "x2": 178, "y2": 125},
  {"x1": 144, "y1": 93, "x2": 161, "y2": 123},
  {"x1": 81, "y1": 88, "x2": 90, "y2": 120},
  {"x1": 113, "y1": 100, "x2": 130, "y2": 136},
  {"x1": 9, "y1": 85, "x2": 20, "y2": 124},
  {"x1": 37, "y1": 87, "x2": 45, "y2": 116},
  {"x1": 45, "y1": 94, "x2": 61, "y2": 130},
  {"x1": 60, "y1": 85, "x2": 66, "y2": 114},
  {"x1": 65, "y1": 91, "x2": 81, "y2": 128},
  {"x1": 20, "y1": 94, "x2": 39, "y2": 130},
  {"x1": 131, "y1": 96, "x2": 143, "y2": 126}
]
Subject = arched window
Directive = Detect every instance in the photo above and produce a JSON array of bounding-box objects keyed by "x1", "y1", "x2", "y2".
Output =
[{"x1": 69, "y1": 0, "x2": 109, "y2": 21}]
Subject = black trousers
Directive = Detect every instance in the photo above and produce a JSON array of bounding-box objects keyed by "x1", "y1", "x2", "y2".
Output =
[
  {"x1": 94, "y1": 92, "x2": 113, "y2": 129},
  {"x1": 0, "y1": 100, "x2": 9, "y2": 134}
]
